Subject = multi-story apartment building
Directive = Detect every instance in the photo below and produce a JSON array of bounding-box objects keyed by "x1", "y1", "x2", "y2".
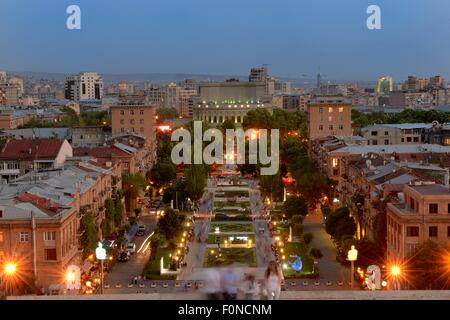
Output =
[
  {"x1": 70, "y1": 125, "x2": 112, "y2": 148},
  {"x1": 0, "y1": 83, "x2": 21, "y2": 105},
  {"x1": 307, "y1": 95, "x2": 353, "y2": 141},
  {"x1": 389, "y1": 91, "x2": 433, "y2": 109},
  {"x1": 0, "y1": 161, "x2": 115, "y2": 292},
  {"x1": 0, "y1": 110, "x2": 34, "y2": 129},
  {"x1": 64, "y1": 72, "x2": 103, "y2": 101},
  {"x1": 361, "y1": 123, "x2": 432, "y2": 145},
  {"x1": 110, "y1": 103, "x2": 155, "y2": 141},
  {"x1": 0, "y1": 138, "x2": 72, "y2": 183},
  {"x1": 387, "y1": 183, "x2": 450, "y2": 261}
]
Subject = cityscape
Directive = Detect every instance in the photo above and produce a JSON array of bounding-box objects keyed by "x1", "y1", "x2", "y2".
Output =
[{"x1": 1, "y1": 0, "x2": 450, "y2": 304}]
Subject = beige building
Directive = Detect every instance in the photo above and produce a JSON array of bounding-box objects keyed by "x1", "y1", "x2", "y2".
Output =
[
  {"x1": 111, "y1": 104, "x2": 155, "y2": 141},
  {"x1": 387, "y1": 183, "x2": 450, "y2": 261},
  {"x1": 307, "y1": 95, "x2": 353, "y2": 141},
  {"x1": 361, "y1": 123, "x2": 432, "y2": 145}
]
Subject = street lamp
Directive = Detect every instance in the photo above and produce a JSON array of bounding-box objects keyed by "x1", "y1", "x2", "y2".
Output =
[
  {"x1": 389, "y1": 265, "x2": 402, "y2": 290},
  {"x1": 3, "y1": 261, "x2": 17, "y2": 296},
  {"x1": 95, "y1": 242, "x2": 107, "y2": 294},
  {"x1": 347, "y1": 245, "x2": 358, "y2": 289}
]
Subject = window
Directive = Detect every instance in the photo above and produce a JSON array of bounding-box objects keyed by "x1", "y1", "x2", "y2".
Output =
[
  {"x1": 130, "y1": 119, "x2": 135, "y2": 125},
  {"x1": 406, "y1": 137, "x2": 412, "y2": 142},
  {"x1": 371, "y1": 131, "x2": 378, "y2": 136},
  {"x1": 120, "y1": 110, "x2": 124, "y2": 115},
  {"x1": 448, "y1": 203, "x2": 450, "y2": 214},
  {"x1": 372, "y1": 140, "x2": 378, "y2": 145},
  {"x1": 339, "y1": 107, "x2": 343, "y2": 113},
  {"x1": 120, "y1": 119, "x2": 124, "y2": 125},
  {"x1": 0, "y1": 231, "x2": 3, "y2": 242},
  {"x1": 319, "y1": 107, "x2": 323, "y2": 113},
  {"x1": 429, "y1": 203, "x2": 438, "y2": 214},
  {"x1": 319, "y1": 125, "x2": 323, "y2": 131},
  {"x1": 448, "y1": 226, "x2": 450, "y2": 237},
  {"x1": 20, "y1": 232, "x2": 29, "y2": 242},
  {"x1": 406, "y1": 226, "x2": 419, "y2": 237},
  {"x1": 384, "y1": 131, "x2": 389, "y2": 136},
  {"x1": 120, "y1": 128, "x2": 125, "y2": 133},
  {"x1": 44, "y1": 231, "x2": 56, "y2": 241},
  {"x1": 401, "y1": 138, "x2": 404, "y2": 142},
  {"x1": 328, "y1": 107, "x2": 333, "y2": 113},
  {"x1": 140, "y1": 127, "x2": 144, "y2": 132},
  {"x1": 384, "y1": 140, "x2": 389, "y2": 145},
  {"x1": 429, "y1": 226, "x2": 438, "y2": 237},
  {"x1": 329, "y1": 125, "x2": 333, "y2": 130},
  {"x1": 328, "y1": 116, "x2": 332, "y2": 122},
  {"x1": 44, "y1": 248, "x2": 57, "y2": 261},
  {"x1": 339, "y1": 125, "x2": 343, "y2": 130},
  {"x1": 140, "y1": 119, "x2": 144, "y2": 124},
  {"x1": 130, "y1": 110, "x2": 134, "y2": 115},
  {"x1": 140, "y1": 110, "x2": 144, "y2": 115},
  {"x1": 413, "y1": 137, "x2": 419, "y2": 142}
]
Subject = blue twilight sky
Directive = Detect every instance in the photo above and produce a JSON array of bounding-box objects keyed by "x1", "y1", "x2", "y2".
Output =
[{"x1": 0, "y1": 0, "x2": 450, "y2": 81}]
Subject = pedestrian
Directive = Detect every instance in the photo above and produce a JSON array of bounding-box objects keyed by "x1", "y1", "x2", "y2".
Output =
[
  {"x1": 241, "y1": 272, "x2": 259, "y2": 300},
  {"x1": 263, "y1": 261, "x2": 282, "y2": 300},
  {"x1": 221, "y1": 267, "x2": 239, "y2": 300}
]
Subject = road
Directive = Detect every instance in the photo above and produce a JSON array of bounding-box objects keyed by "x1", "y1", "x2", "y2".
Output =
[
  {"x1": 104, "y1": 215, "x2": 157, "y2": 291},
  {"x1": 303, "y1": 210, "x2": 350, "y2": 283}
]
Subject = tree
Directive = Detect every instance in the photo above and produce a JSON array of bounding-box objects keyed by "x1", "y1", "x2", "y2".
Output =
[
  {"x1": 408, "y1": 240, "x2": 450, "y2": 290},
  {"x1": 122, "y1": 173, "x2": 145, "y2": 212},
  {"x1": 325, "y1": 207, "x2": 356, "y2": 242},
  {"x1": 259, "y1": 172, "x2": 283, "y2": 202},
  {"x1": 150, "y1": 160, "x2": 176, "y2": 187},
  {"x1": 156, "y1": 107, "x2": 178, "y2": 120},
  {"x1": 283, "y1": 196, "x2": 308, "y2": 219},
  {"x1": 149, "y1": 233, "x2": 167, "y2": 260},
  {"x1": 79, "y1": 208, "x2": 99, "y2": 258},
  {"x1": 184, "y1": 164, "x2": 208, "y2": 203},
  {"x1": 157, "y1": 207, "x2": 186, "y2": 243}
]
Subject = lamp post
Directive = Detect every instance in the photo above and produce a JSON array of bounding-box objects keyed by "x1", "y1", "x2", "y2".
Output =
[
  {"x1": 390, "y1": 265, "x2": 401, "y2": 290},
  {"x1": 3, "y1": 261, "x2": 17, "y2": 296},
  {"x1": 347, "y1": 245, "x2": 358, "y2": 289},
  {"x1": 95, "y1": 242, "x2": 107, "y2": 294}
]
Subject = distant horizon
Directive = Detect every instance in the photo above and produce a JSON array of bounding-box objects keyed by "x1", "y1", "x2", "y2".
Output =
[{"x1": 1, "y1": 0, "x2": 450, "y2": 81}]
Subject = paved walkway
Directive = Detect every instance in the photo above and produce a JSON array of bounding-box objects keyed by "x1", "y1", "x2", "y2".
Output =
[{"x1": 303, "y1": 211, "x2": 350, "y2": 282}]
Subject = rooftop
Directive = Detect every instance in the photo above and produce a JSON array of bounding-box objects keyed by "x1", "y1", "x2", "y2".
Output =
[
  {"x1": 409, "y1": 183, "x2": 450, "y2": 196},
  {"x1": 0, "y1": 138, "x2": 66, "y2": 161}
]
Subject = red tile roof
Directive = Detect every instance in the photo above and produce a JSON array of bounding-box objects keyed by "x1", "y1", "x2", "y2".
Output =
[
  {"x1": 16, "y1": 192, "x2": 65, "y2": 216},
  {"x1": 0, "y1": 138, "x2": 65, "y2": 161},
  {"x1": 73, "y1": 146, "x2": 130, "y2": 158}
]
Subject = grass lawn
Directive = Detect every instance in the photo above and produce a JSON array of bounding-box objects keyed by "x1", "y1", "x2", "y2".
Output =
[
  {"x1": 214, "y1": 201, "x2": 250, "y2": 208},
  {"x1": 207, "y1": 233, "x2": 255, "y2": 244},
  {"x1": 209, "y1": 222, "x2": 253, "y2": 233},
  {"x1": 221, "y1": 190, "x2": 249, "y2": 198},
  {"x1": 142, "y1": 247, "x2": 177, "y2": 280},
  {"x1": 204, "y1": 248, "x2": 257, "y2": 267},
  {"x1": 281, "y1": 242, "x2": 316, "y2": 279}
]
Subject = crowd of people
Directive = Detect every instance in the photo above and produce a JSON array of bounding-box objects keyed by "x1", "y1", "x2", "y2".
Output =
[{"x1": 199, "y1": 261, "x2": 282, "y2": 300}]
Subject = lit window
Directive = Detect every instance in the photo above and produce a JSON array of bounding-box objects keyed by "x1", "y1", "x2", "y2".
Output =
[
  {"x1": 339, "y1": 107, "x2": 344, "y2": 113},
  {"x1": 328, "y1": 107, "x2": 333, "y2": 113}
]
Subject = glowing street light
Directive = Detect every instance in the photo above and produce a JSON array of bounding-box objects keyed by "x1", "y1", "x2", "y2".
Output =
[
  {"x1": 4, "y1": 262, "x2": 16, "y2": 275},
  {"x1": 390, "y1": 265, "x2": 401, "y2": 276},
  {"x1": 347, "y1": 245, "x2": 358, "y2": 289}
]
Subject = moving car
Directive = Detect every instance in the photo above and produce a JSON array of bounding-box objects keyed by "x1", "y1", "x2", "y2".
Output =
[
  {"x1": 136, "y1": 225, "x2": 146, "y2": 236},
  {"x1": 127, "y1": 243, "x2": 136, "y2": 254}
]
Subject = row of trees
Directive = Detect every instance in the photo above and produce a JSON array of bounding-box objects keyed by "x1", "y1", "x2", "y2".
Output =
[
  {"x1": 18, "y1": 108, "x2": 109, "y2": 129},
  {"x1": 352, "y1": 109, "x2": 450, "y2": 129}
]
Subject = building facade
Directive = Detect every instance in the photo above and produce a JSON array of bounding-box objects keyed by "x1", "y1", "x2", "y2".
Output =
[{"x1": 65, "y1": 72, "x2": 103, "y2": 102}]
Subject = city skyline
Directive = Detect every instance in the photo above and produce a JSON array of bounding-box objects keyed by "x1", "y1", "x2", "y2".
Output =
[{"x1": 1, "y1": 0, "x2": 450, "y2": 80}]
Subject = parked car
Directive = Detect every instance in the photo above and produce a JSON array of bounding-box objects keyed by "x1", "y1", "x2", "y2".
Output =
[
  {"x1": 127, "y1": 243, "x2": 136, "y2": 254},
  {"x1": 118, "y1": 251, "x2": 130, "y2": 262},
  {"x1": 136, "y1": 225, "x2": 146, "y2": 236}
]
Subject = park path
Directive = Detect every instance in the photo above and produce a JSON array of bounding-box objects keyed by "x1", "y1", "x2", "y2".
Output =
[{"x1": 303, "y1": 210, "x2": 350, "y2": 282}]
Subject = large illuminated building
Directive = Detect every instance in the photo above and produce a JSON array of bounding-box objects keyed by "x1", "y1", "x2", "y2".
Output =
[
  {"x1": 193, "y1": 79, "x2": 272, "y2": 125},
  {"x1": 376, "y1": 76, "x2": 393, "y2": 96}
]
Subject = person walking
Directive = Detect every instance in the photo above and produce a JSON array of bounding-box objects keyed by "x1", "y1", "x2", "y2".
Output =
[
  {"x1": 263, "y1": 261, "x2": 282, "y2": 300},
  {"x1": 221, "y1": 268, "x2": 239, "y2": 300}
]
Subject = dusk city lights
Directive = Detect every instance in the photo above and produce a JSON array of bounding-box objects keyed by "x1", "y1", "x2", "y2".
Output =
[{"x1": 1, "y1": 0, "x2": 450, "y2": 316}]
